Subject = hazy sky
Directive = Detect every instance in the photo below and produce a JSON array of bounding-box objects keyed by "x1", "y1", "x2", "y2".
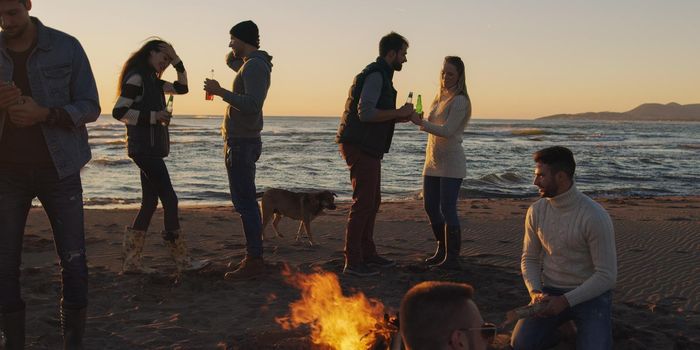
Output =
[{"x1": 30, "y1": 0, "x2": 699, "y2": 119}]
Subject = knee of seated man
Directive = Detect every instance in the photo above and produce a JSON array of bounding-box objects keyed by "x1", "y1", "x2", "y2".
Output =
[
  {"x1": 511, "y1": 336, "x2": 542, "y2": 350},
  {"x1": 510, "y1": 322, "x2": 554, "y2": 350}
]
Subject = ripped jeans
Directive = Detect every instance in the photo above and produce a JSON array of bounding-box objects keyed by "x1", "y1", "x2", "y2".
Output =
[{"x1": 0, "y1": 165, "x2": 88, "y2": 312}]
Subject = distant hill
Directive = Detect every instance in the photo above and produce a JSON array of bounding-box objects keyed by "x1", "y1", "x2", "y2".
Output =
[{"x1": 538, "y1": 103, "x2": 700, "y2": 121}]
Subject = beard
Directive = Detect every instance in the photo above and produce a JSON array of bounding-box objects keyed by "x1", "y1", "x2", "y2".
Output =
[
  {"x1": 1, "y1": 20, "x2": 30, "y2": 39},
  {"x1": 391, "y1": 59, "x2": 403, "y2": 71},
  {"x1": 538, "y1": 184, "x2": 558, "y2": 198},
  {"x1": 1, "y1": 27, "x2": 22, "y2": 39}
]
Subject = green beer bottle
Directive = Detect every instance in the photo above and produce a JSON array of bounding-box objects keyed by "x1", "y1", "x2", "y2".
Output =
[
  {"x1": 166, "y1": 95, "x2": 174, "y2": 114},
  {"x1": 416, "y1": 94, "x2": 423, "y2": 114},
  {"x1": 163, "y1": 95, "x2": 174, "y2": 126}
]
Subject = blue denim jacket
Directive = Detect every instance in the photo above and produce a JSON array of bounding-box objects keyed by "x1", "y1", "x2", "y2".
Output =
[{"x1": 0, "y1": 17, "x2": 100, "y2": 179}]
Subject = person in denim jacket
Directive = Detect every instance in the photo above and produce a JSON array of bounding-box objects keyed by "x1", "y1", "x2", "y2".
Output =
[{"x1": 0, "y1": 1, "x2": 100, "y2": 348}]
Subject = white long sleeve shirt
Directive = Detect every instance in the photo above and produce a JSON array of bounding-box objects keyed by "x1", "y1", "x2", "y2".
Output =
[
  {"x1": 421, "y1": 94, "x2": 471, "y2": 179},
  {"x1": 521, "y1": 185, "x2": 617, "y2": 307}
]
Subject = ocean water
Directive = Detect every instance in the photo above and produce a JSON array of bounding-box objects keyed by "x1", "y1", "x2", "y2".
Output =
[{"x1": 82, "y1": 116, "x2": 700, "y2": 208}]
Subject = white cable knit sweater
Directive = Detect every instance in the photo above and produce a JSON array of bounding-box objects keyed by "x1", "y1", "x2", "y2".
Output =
[
  {"x1": 521, "y1": 185, "x2": 617, "y2": 307},
  {"x1": 421, "y1": 94, "x2": 471, "y2": 179}
]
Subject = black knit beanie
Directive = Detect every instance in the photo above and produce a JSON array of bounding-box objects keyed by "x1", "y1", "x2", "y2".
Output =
[{"x1": 230, "y1": 20, "x2": 260, "y2": 48}]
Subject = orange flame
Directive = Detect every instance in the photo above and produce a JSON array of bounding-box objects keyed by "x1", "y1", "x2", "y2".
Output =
[{"x1": 276, "y1": 269, "x2": 386, "y2": 350}]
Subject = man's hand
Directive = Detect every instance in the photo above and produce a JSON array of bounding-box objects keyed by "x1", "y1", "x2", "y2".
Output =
[
  {"x1": 7, "y1": 96, "x2": 49, "y2": 128},
  {"x1": 397, "y1": 103, "x2": 414, "y2": 119},
  {"x1": 536, "y1": 295, "x2": 569, "y2": 318},
  {"x1": 226, "y1": 52, "x2": 244, "y2": 72},
  {"x1": 529, "y1": 290, "x2": 545, "y2": 304},
  {"x1": 203, "y1": 78, "x2": 224, "y2": 97},
  {"x1": 0, "y1": 82, "x2": 21, "y2": 110}
]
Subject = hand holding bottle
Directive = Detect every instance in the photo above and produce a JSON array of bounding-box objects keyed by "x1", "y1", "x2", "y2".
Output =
[
  {"x1": 204, "y1": 69, "x2": 216, "y2": 100},
  {"x1": 203, "y1": 78, "x2": 222, "y2": 100},
  {"x1": 155, "y1": 110, "x2": 171, "y2": 126},
  {"x1": 398, "y1": 103, "x2": 414, "y2": 118},
  {"x1": 160, "y1": 95, "x2": 174, "y2": 126},
  {"x1": 410, "y1": 111, "x2": 423, "y2": 126}
]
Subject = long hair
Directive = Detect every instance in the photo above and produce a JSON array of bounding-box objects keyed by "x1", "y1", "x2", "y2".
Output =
[
  {"x1": 116, "y1": 38, "x2": 169, "y2": 96},
  {"x1": 430, "y1": 56, "x2": 471, "y2": 116}
]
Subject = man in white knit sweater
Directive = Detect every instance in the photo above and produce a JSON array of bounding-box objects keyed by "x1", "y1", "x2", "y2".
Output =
[{"x1": 511, "y1": 146, "x2": 617, "y2": 350}]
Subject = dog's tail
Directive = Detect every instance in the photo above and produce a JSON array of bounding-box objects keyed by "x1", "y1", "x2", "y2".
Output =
[{"x1": 256, "y1": 192, "x2": 264, "y2": 199}]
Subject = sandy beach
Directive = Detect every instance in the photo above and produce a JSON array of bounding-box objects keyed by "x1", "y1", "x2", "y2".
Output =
[{"x1": 16, "y1": 196, "x2": 700, "y2": 349}]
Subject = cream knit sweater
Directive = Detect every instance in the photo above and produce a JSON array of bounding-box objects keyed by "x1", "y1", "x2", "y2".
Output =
[
  {"x1": 521, "y1": 185, "x2": 617, "y2": 307},
  {"x1": 421, "y1": 94, "x2": 471, "y2": 179}
]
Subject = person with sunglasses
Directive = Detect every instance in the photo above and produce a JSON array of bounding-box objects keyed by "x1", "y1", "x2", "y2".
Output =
[{"x1": 400, "y1": 281, "x2": 494, "y2": 350}]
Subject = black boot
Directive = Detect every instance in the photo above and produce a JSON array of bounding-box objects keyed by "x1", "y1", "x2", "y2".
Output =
[
  {"x1": 425, "y1": 222, "x2": 445, "y2": 265},
  {"x1": 0, "y1": 309, "x2": 25, "y2": 350},
  {"x1": 61, "y1": 307, "x2": 86, "y2": 350},
  {"x1": 433, "y1": 225, "x2": 461, "y2": 270}
]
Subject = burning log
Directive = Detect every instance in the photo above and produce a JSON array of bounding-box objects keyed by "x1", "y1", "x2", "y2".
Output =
[{"x1": 275, "y1": 268, "x2": 403, "y2": 350}]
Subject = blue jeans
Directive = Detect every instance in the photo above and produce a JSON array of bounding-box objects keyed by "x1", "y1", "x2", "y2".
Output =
[
  {"x1": 423, "y1": 176, "x2": 463, "y2": 227},
  {"x1": 225, "y1": 138, "x2": 263, "y2": 258},
  {"x1": 131, "y1": 156, "x2": 179, "y2": 232},
  {"x1": 511, "y1": 287, "x2": 613, "y2": 350},
  {"x1": 0, "y1": 166, "x2": 88, "y2": 312}
]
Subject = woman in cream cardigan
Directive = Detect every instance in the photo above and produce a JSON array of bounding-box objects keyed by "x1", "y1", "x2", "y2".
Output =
[{"x1": 411, "y1": 56, "x2": 471, "y2": 269}]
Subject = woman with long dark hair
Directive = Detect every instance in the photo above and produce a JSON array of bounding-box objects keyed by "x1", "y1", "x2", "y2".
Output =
[
  {"x1": 411, "y1": 56, "x2": 472, "y2": 269},
  {"x1": 113, "y1": 38, "x2": 209, "y2": 274}
]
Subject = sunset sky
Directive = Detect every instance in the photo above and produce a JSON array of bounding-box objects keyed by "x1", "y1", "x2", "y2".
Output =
[{"x1": 31, "y1": 0, "x2": 699, "y2": 119}]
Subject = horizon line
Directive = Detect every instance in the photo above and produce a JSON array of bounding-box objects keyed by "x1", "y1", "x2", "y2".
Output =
[{"x1": 97, "y1": 114, "x2": 536, "y2": 120}]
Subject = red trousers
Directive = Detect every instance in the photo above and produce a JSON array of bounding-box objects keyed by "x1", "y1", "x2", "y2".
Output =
[{"x1": 339, "y1": 143, "x2": 381, "y2": 266}]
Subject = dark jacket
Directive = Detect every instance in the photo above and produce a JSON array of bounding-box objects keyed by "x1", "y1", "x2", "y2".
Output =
[{"x1": 335, "y1": 58, "x2": 397, "y2": 159}]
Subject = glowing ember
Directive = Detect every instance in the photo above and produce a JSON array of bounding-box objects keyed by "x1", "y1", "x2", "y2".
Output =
[{"x1": 276, "y1": 269, "x2": 386, "y2": 350}]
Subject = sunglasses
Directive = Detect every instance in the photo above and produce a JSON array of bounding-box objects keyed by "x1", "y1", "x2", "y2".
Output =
[{"x1": 459, "y1": 322, "x2": 498, "y2": 340}]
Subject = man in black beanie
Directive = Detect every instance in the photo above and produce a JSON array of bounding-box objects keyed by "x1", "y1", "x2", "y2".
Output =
[{"x1": 204, "y1": 20, "x2": 273, "y2": 280}]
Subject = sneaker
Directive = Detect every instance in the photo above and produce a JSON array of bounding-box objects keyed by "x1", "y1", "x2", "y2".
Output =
[
  {"x1": 343, "y1": 263, "x2": 380, "y2": 277},
  {"x1": 365, "y1": 255, "x2": 396, "y2": 268}
]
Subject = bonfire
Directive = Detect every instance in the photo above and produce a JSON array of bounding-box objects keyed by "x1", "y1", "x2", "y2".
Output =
[{"x1": 276, "y1": 268, "x2": 399, "y2": 350}]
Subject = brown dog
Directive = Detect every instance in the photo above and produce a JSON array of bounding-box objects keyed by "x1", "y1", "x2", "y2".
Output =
[{"x1": 258, "y1": 189, "x2": 337, "y2": 246}]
